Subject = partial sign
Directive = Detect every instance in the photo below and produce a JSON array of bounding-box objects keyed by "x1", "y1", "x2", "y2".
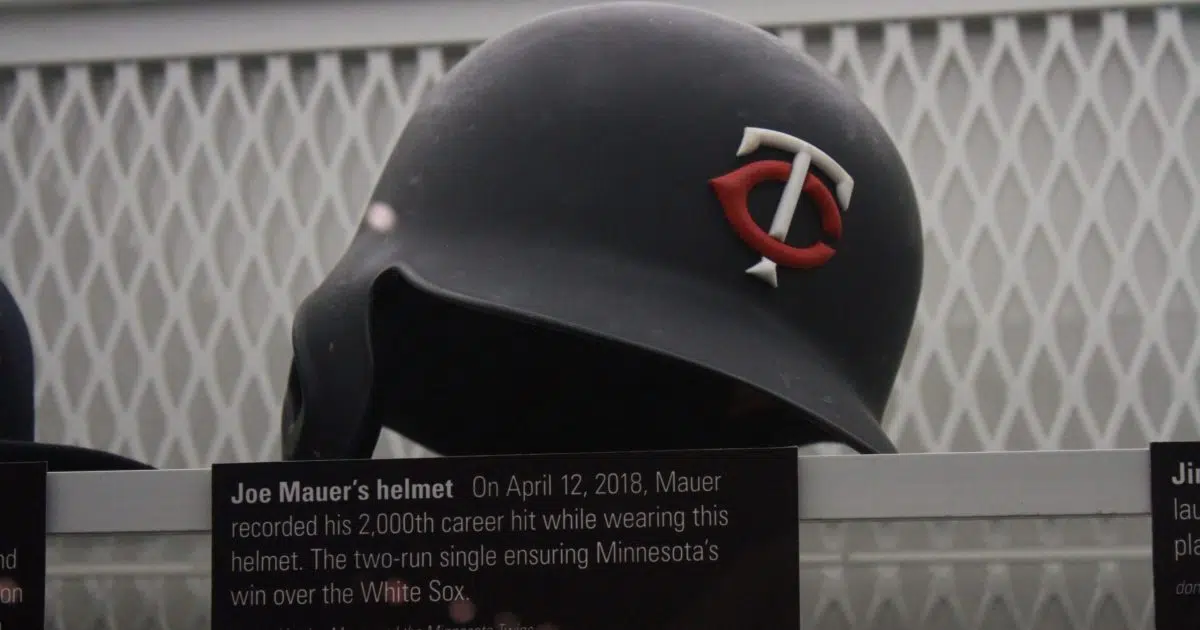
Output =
[
  {"x1": 0, "y1": 462, "x2": 47, "y2": 630},
  {"x1": 1150, "y1": 441, "x2": 1200, "y2": 628}
]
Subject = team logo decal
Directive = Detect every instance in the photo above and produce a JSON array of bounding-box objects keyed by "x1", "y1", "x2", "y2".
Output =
[{"x1": 710, "y1": 127, "x2": 855, "y2": 288}]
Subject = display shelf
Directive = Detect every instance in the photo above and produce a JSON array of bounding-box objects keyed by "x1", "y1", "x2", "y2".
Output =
[{"x1": 45, "y1": 448, "x2": 1150, "y2": 535}]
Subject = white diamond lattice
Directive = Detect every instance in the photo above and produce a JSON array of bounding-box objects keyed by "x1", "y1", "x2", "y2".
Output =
[{"x1": 0, "y1": 6, "x2": 1195, "y2": 630}]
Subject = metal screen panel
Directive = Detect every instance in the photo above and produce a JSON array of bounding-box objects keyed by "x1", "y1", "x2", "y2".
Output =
[{"x1": 0, "y1": 5, "x2": 1195, "y2": 630}]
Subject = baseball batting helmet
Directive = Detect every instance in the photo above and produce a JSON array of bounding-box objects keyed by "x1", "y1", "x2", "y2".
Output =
[{"x1": 282, "y1": 2, "x2": 923, "y2": 460}]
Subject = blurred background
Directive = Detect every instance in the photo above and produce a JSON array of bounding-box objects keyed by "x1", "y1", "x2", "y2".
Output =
[{"x1": 0, "y1": 0, "x2": 1196, "y2": 628}]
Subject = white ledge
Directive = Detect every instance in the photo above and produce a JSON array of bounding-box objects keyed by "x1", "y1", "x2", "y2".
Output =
[
  {"x1": 46, "y1": 449, "x2": 1150, "y2": 535},
  {"x1": 0, "y1": 0, "x2": 1193, "y2": 66}
]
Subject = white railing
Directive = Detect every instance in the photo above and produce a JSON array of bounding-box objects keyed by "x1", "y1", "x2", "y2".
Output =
[{"x1": 46, "y1": 449, "x2": 1150, "y2": 535}]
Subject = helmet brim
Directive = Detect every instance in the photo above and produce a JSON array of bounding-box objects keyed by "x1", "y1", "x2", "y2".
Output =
[
  {"x1": 368, "y1": 225, "x2": 898, "y2": 456},
  {"x1": 0, "y1": 441, "x2": 154, "y2": 471}
]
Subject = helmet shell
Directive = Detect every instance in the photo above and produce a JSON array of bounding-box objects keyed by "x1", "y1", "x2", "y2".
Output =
[{"x1": 284, "y1": 2, "x2": 923, "y2": 459}]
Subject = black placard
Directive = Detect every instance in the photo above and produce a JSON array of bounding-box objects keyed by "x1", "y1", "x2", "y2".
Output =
[
  {"x1": 212, "y1": 447, "x2": 799, "y2": 630},
  {"x1": 0, "y1": 461, "x2": 47, "y2": 630},
  {"x1": 1150, "y1": 441, "x2": 1200, "y2": 627}
]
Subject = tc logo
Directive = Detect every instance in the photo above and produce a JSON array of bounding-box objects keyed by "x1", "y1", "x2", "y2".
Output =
[{"x1": 710, "y1": 127, "x2": 855, "y2": 287}]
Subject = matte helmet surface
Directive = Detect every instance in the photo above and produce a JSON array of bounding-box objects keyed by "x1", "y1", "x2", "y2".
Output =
[{"x1": 283, "y1": 2, "x2": 923, "y2": 460}]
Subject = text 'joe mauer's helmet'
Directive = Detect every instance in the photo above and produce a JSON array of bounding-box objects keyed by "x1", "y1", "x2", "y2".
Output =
[{"x1": 282, "y1": 2, "x2": 924, "y2": 461}]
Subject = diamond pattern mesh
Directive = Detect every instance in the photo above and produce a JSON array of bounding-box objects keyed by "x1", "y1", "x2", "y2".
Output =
[{"x1": 0, "y1": 6, "x2": 1195, "y2": 630}]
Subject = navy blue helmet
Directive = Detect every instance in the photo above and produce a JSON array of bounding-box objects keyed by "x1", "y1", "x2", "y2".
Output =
[{"x1": 282, "y1": 2, "x2": 923, "y2": 460}]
